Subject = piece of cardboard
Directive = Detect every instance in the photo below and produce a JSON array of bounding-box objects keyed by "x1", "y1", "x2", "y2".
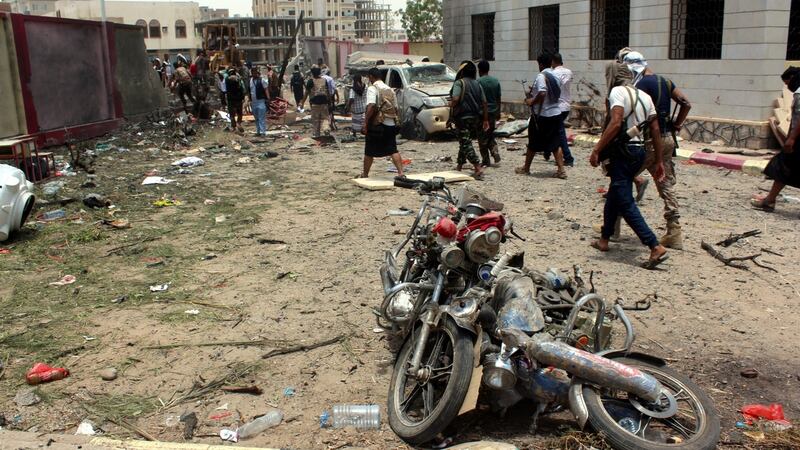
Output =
[{"x1": 350, "y1": 171, "x2": 475, "y2": 191}]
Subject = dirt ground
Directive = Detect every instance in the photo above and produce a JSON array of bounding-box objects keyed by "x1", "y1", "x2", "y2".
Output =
[{"x1": 0, "y1": 111, "x2": 798, "y2": 450}]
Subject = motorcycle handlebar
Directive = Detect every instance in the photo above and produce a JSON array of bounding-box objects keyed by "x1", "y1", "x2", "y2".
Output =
[
  {"x1": 393, "y1": 177, "x2": 422, "y2": 190},
  {"x1": 393, "y1": 177, "x2": 446, "y2": 194}
]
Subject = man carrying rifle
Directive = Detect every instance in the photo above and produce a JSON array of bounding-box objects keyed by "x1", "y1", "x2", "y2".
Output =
[{"x1": 624, "y1": 51, "x2": 692, "y2": 250}]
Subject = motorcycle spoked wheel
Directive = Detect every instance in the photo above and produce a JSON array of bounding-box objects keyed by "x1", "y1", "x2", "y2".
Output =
[
  {"x1": 388, "y1": 318, "x2": 473, "y2": 444},
  {"x1": 582, "y1": 357, "x2": 720, "y2": 450}
]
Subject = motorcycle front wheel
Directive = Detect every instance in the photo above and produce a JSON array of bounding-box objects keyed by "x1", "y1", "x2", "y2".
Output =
[
  {"x1": 583, "y1": 357, "x2": 720, "y2": 450},
  {"x1": 388, "y1": 317, "x2": 474, "y2": 444}
]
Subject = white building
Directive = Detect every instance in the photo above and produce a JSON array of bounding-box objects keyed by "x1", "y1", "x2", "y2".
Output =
[
  {"x1": 443, "y1": 0, "x2": 797, "y2": 148},
  {"x1": 49, "y1": 1, "x2": 202, "y2": 59},
  {"x1": 253, "y1": 0, "x2": 358, "y2": 39}
]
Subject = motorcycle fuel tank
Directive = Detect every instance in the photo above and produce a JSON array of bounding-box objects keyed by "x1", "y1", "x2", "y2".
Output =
[{"x1": 492, "y1": 274, "x2": 545, "y2": 334}]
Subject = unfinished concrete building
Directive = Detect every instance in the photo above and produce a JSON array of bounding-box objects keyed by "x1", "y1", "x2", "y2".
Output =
[
  {"x1": 354, "y1": 0, "x2": 390, "y2": 40},
  {"x1": 196, "y1": 16, "x2": 327, "y2": 65}
]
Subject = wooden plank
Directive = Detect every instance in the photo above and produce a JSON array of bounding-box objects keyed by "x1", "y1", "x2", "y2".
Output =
[{"x1": 350, "y1": 171, "x2": 476, "y2": 191}]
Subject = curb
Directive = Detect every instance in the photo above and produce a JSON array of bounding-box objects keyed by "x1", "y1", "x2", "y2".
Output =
[
  {"x1": 571, "y1": 134, "x2": 769, "y2": 177},
  {"x1": 0, "y1": 431, "x2": 279, "y2": 450}
]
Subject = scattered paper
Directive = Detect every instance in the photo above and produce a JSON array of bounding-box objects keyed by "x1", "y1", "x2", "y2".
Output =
[
  {"x1": 49, "y1": 275, "x2": 77, "y2": 286},
  {"x1": 149, "y1": 283, "x2": 170, "y2": 293},
  {"x1": 184, "y1": 309, "x2": 200, "y2": 315},
  {"x1": 142, "y1": 176, "x2": 175, "y2": 185}
]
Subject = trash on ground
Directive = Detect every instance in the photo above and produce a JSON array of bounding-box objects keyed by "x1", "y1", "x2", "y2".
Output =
[
  {"x1": 495, "y1": 119, "x2": 530, "y2": 137},
  {"x1": 203, "y1": 199, "x2": 217, "y2": 205},
  {"x1": 142, "y1": 176, "x2": 175, "y2": 185},
  {"x1": 111, "y1": 295, "x2": 127, "y2": 304},
  {"x1": 83, "y1": 193, "x2": 110, "y2": 209},
  {"x1": 153, "y1": 198, "x2": 182, "y2": 207},
  {"x1": 184, "y1": 309, "x2": 200, "y2": 315},
  {"x1": 236, "y1": 157, "x2": 253, "y2": 165},
  {"x1": 221, "y1": 385, "x2": 263, "y2": 395},
  {"x1": 201, "y1": 253, "x2": 217, "y2": 261},
  {"x1": 320, "y1": 404, "x2": 380, "y2": 430},
  {"x1": 283, "y1": 387, "x2": 295, "y2": 397},
  {"x1": 219, "y1": 428, "x2": 238, "y2": 442},
  {"x1": 40, "y1": 209, "x2": 67, "y2": 221},
  {"x1": 740, "y1": 368, "x2": 759, "y2": 378},
  {"x1": 99, "y1": 368, "x2": 118, "y2": 381},
  {"x1": 149, "y1": 283, "x2": 170, "y2": 292},
  {"x1": 276, "y1": 271, "x2": 299, "y2": 280},
  {"x1": 260, "y1": 180, "x2": 272, "y2": 187},
  {"x1": 171, "y1": 156, "x2": 204, "y2": 167},
  {"x1": 502, "y1": 139, "x2": 518, "y2": 144},
  {"x1": 75, "y1": 419, "x2": 97, "y2": 436},
  {"x1": 180, "y1": 412, "x2": 198, "y2": 439},
  {"x1": 42, "y1": 180, "x2": 65, "y2": 196},
  {"x1": 236, "y1": 409, "x2": 283, "y2": 440},
  {"x1": 14, "y1": 389, "x2": 41, "y2": 406},
  {"x1": 0, "y1": 248, "x2": 11, "y2": 255},
  {"x1": 209, "y1": 411, "x2": 232, "y2": 420},
  {"x1": 215, "y1": 215, "x2": 227, "y2": 223},
  {"x1": 100, "y1": 219, "x2": 130, "y2": 229},
  {"x1": 26, "y1": 363, "x2": 69, "y2": 385},
  {"x1": 741, "y1": 403, "x2": 786, "y2": 423},
  {"x1": 387, "y1": 208, "x2": 413, "y2": 216},
  {"x1": 49, "y1": 275, "x2": 77, "y2": 286}
]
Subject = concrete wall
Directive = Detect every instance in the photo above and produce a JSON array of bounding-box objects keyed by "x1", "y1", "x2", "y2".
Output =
[
  {"x1": 443, "y1": 0, "x2": 790, "y2": 126},
  {"x1": 114, "y1": 26, "x2": 168, "y2": 116},
  {"x1": 0, "y1": 14, "x2": 25, "y2": 139},
  {"x1": 409, "y1": 41, "x2": 444, "y2": 62},
  {"x1": 50, "y1": 1, "x2": 201, "y2": 53},
  {"x1": 25, "y1": 18, "x2": 114, "y2": 131}
]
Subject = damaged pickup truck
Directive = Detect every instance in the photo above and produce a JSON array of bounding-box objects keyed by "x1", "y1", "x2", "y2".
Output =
[{"x1": 379, "y1": 62, "x2": 456, "y2": 140}]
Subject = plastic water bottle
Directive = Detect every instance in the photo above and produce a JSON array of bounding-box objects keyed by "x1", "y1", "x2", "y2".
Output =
[
  {"x1": 544, "y1": 268, "x2": 570, "y2": 290},
  {"x1": 320, "y1": 404, "x2": 380, "y2": 430},
  {"x1": 41, "y1": 209, "x2": 66, "y2": 221},
  {"x1": 236, "y1": 409, "x2": 283, "y2": 439}
]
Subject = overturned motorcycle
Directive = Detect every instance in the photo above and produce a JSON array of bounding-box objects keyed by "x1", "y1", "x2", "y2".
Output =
[{"x1": 378, "y1": 177, "x2": 720, "y2": 450}]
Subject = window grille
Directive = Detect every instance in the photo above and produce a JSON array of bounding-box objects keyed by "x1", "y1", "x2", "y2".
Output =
[
  {"x1": 472, "y1": 13, "x2": 495, "y2": 61},
  {"x1": 590, "y1": 0, "x2": 630, "y2": 60},
  {"x1": 529, "y1": 5, "x2": 560, "y2": 60},
  {"x1": 670, "y1": 0, "x2": 724, "y2": 59}
]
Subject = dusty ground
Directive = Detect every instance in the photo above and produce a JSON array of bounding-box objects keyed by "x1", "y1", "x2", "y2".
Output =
[{"x1": 0, "y1": 111, "x2": 798, "y2": 450}]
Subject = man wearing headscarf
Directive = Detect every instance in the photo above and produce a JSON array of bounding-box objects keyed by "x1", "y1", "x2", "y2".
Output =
[
  {"x1": 623, "y1": 51, "x2": 692, "y2": 249},
  {"x1": 589, "y1": 62, "x2": 669, "y2": 270},
  {"x1": 752, "y1": 67, "x2": 800, "y2": 211},
  {"x1": 449, "y1": 61, "x2": 488, "y2": 179}
]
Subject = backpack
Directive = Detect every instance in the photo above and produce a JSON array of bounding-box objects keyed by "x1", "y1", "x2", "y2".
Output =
[{"x1": 310, "y1": 78, "x2": 329, "y2": 104}]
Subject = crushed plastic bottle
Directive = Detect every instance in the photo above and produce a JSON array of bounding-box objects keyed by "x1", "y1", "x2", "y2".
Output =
[
  {"x1": 320, "y1": 404, "x2": 380, "y2": 430},
  {"x1": 235, "y1": 409, "x2": 283, "y2": 439}
]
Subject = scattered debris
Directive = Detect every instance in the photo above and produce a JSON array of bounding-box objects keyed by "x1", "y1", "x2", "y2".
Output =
[
  {"x1": 221, "y1": 385, "x2": 263, "y2": 395},
  {"x1": 40, "y1": 209, "x2": 67, "y2": 221},
  {"x1": 180, "y1": 412, "x2": 198, "y2": 439},
  {"x1": 142, "y1": 176, "x2": 175, "y2": 185},
  {"x1": 184, "y1": 309, "x2": 200, "y2": 315},
  {"x1": 740, "y1": 368, "x2": 759, "y2": 379},
  {"x1": 49, "y1": 275, "x2": 77, "y2": 286},
  {"x1": 201, "y1": 253, "x2": 217, "y2": 261},
  {"x1": 14, "y1": 389, "x2": 41, "y2": 407},
  {"x1": 75, "y1": 419, "x2": 97, "y2": 436},
  {"x1": 149, "y1": 283, "x2": 170, "y2": 293},
  {"x1": 236, "y1": 409, "x2": 283, "y2": 439},
  {"x1": 171, "y1": 157, "x2": 205, "y2": 167},
  {"x1": 219, "y1": 428, "x2": 238, "y2": 442},
  {"x1": 262, "y1": 334, "x2": 345, "y2": 359},
  {"x1": 111, "y1": 295, "x2": 127, "y2": 304},
  {"x1": 83, "y1": 193, "x2": 111, "y2": 209},
  {"x1": 494, "y1": 119, "x2": 530, "y2": 137},
  {"x1": 153, "y1": 198, "x2": 182, "y2": 207},
  {"x1": 100, "y1": 219, "x2": 130, "y2": 230},
  {"x1": 701, "y1": 240, "x2": 776, "y2": 272},
  {"x1": 387, "y1": 208, "x2": 413, "y2": 216},
  {"x1": 257, "y1": 239, "x2": 287, "y2": 245},
  {"x1": 215, "y1": 215, "x2": 227, "y2": 224},
  {"x1": 26, "y1": 363, "x2": 69, "y2": 385},
  {"x1": 717, "y1": 229, "x2": 761, "y2": 248},
  {"x1": 283, "y1": 387, "x2": 296, "y2": 397},
  {"x1": 42, "y1": 180, "x2": 65, "y2": 196}
]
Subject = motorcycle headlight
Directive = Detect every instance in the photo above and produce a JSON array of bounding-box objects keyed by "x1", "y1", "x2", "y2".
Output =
[
  {"x1": 482, "y1": 352, "x2": 517, "y2": 390},
  {"x1": 440, "y1": 245, "x2": 465, "y2": 269},
  {"x1": 465, "y1": 230, "x2": 500, "y2": 264},
  {"x1": 386, "y1": 288, "x2": 416, "y2": 322}
]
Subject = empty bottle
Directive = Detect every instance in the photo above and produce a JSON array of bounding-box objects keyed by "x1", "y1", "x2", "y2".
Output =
[
  {"x1": 236, "y1": 409, "x2": 283, "y2": 439},
  {"x1": 320, "y1": 404, "x2": 380, "y2": 430},
  {"x1": 41, "y1": 210, "x2": 66, "y2": 221},
  {"x1": 544, "y1": 268, "x2": 570, "y2": 290}
]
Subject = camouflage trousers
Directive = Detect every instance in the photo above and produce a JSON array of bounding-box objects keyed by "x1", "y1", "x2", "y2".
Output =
[
  {"x1": 478, "y1": 113, "x2": 499, "y2": 165},
  {"x1": 456, "y1": 117, "x2": 481, "y2": 166},
  {"x1": 639, "y1": 135, "x2": 680, "y2": 223}
]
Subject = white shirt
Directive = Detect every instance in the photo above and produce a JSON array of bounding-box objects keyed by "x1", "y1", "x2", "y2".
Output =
[
  {"x1": 250, "y1": 77, "x2": 269, "y2": 101},
  {"x1": 551, "y1": 65, "x2": 572, "y2": 113},
  {"x1": 533, "y1": 69, "x2": 562, "y2": 117},
  {"x1": 608, "y1": 86, "x2": 657, "y2": 142},
  {"x1": 322, "y1": 74, "x2": 336, "y2": 95},
  {"x1": 366, "y1": 80, "x2": 395, "y2": 126}
]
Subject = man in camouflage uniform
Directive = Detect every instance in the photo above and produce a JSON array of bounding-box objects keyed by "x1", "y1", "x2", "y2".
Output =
[{"x1": 450, "y1": 61, "x2": 488, "y2": 179}]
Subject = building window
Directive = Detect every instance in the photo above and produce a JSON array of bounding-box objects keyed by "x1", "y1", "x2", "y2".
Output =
[
  {"x1": 670, "y1": 0, "x2": 724, "y2": 59},
  {"x1": 175, "y1": 20, "x2": 186, "y2": 38},
  {"x1": 529, "y1": 5, "x2": 559, "y2": 60},
  {"x1": 789, "y1": 0, "x2": 800, "y2": 59},
  {"x1": 136, "y1": 19, "x2": 148, "y2": 38},
  {"x1": 472, "y1": 13, "x2": 495, "y2": 61},
  {"x1": 289, "y1": 9, "x2": 295, "y2": 15},
  {"x1": 590, "y1": 0, "x2": 630, "y2": 60},
  {"x1": 149, "y1": 19, "x2": 161, "y2": 38}
]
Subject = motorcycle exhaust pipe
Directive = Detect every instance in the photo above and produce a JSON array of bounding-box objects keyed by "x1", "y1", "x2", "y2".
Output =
[{"x1": 526, "y1": 339, "x2": 663, "y2": 403}]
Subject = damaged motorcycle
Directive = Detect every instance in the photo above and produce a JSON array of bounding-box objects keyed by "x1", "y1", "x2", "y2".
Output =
[{"x1": 378, "y1": 177, "x2": 720, "y2": 449}]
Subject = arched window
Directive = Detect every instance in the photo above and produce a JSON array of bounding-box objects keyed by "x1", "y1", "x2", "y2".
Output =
[
  {"x1": 175, "y1": 19, "x2": 187, "y2": 38},
  {"x1": 135, "y1": 19, "x2": 148, "y2": 38},
  {"x1": 149, "y1": 19, "x2": 161, "y2": 38}
]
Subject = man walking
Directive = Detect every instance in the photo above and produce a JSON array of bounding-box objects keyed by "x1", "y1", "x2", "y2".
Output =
[
  {"x1": 225, "y1": 67, "x2": 246, "y2": 132},
  {"x1": 173, "y1": 60, "x2": 195, "y2": 113},
  {"x1": 321, "y1": 69, "x2": 338, "y2": 131},
  {"x1": 361, "y1": 67, "x2": 405, "y2": 178},
  {"x1": 516, "y1": 53, "x2": 567, "y2": 179},
  {"x1": 551, "y1": 53, "x2": 575, "y2": 166},
  {"x1": 290, "y1": 64, "x2": 305, "y2": 112},
  {"x1": 589, "y1": 62, "x2": 669, "y2": 270},
  {"x1": 477, "y1": 59, "x2": 501, "y2": 167},
  {"x1": 624, "y1": 51, "x2": 692, "y2": 249},
  {"x1": 302, "y1": 66, "x2": 331, "y2": 138},
  {"x1": 249, "y1": 66, "x2": 270, "y2": 136},
  {"x1": 450, "y1": 61, "x2": 487, "y2": 179}
]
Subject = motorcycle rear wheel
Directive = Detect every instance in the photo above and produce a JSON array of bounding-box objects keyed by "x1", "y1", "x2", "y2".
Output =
[
  {"x1": 583, "y1": 357, "x2": 720, "y2": 450},
  {"x1": 388, "y1": 318, "x2": 474, "y2": 444}
]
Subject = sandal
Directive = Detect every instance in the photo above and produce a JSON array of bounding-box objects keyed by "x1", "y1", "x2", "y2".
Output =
[
  {"x1": 590, "y1": 240, "x2": 609, "y2": 252},
  {"x1": 515, "y1": 167, "x2": 531, "y2": 175},
  {"x1": 472, "y1": 171, "x2": 485, "y2": 180},
  {"x1": 751, "y1": 198, "x2": 775, "y2": 212},
  {"x1": 554, "y1": 170, "x2": 568, "y2": 179},
  {"x1": 641, "y1": 253, "x2": 670, "y2": 270}
]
